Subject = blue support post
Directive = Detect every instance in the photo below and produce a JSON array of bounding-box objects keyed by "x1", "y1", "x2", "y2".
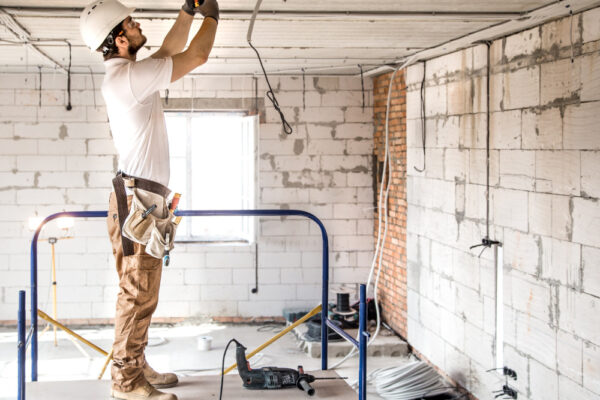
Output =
[
  {"x1": 18, "y1": 290, "x2": 26, "y2": 400},
  {"x1": 358, "y1": 284, "x2": 368, "y2": 400},
  {"x1": 321, "y1": 228, "x2": 329, "y2": 371}
]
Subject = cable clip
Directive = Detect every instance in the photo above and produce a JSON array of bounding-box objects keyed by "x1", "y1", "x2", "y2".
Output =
[
  {"x1": 470, "y1": 237, "x2": 502, "y2": 257},
  {"x1": 487, "y1": 366, "x2": 517, "y2": 380},
  {"x1": 493, "y1": 385, "x2": 518, "y2": 399}
]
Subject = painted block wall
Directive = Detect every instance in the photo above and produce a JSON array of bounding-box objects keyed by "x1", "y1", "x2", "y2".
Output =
[
  {"x1": 405, "y1": 8, "x2": 600, "y2": 400},
  {"x1": 0, "y1": 73, "x2": 375, "y2": 322}
]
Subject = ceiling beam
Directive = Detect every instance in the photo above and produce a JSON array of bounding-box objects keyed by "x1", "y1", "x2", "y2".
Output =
[
  {"x1": 0, "y1": 8, "x2": 67, "y2": 73},
  {"x1": 3, "y1": 6, "x2": 523, "y2": 20}
]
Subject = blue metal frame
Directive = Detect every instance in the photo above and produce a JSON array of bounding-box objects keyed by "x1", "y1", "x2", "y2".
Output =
[
  {"x1": 22, "y1": 208, "x2": 369, "y2": 400},
  {"x1": 18, "y1": 290, "x2": 26, "y2": 400}
]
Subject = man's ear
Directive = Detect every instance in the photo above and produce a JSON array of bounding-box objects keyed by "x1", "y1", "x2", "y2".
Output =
[{"x1": 115, "y1": 35, "x2": 129, "y2": 51}]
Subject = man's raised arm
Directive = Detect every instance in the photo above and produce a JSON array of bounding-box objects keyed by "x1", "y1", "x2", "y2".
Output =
[
  {"x1": 169, "y1": 0, "x2": 219, "y2": 82},
  {"x1": 151, "y1": 10, "x2": 194, "y2": 59}
]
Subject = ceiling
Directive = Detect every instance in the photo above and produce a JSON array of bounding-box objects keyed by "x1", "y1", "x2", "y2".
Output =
[{"x1": 0, "y1": 0, "x2": 598, "y2": 76}]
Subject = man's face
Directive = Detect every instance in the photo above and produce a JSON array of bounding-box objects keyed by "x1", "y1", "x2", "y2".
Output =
[{"x1": 122, "y1": 16, "x2": 147, "y2": 55}]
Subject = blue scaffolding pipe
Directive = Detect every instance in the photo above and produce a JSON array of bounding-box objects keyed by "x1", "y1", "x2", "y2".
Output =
[
  {"x1": 24, "y1": 209, "x2": 369, "y2": 400},
  {"x1": 325, "y1": 319, "x2": 359, "y2": 347},
  {"x1": 18, "y1": 290, "x2": 26, "y2": 400}
]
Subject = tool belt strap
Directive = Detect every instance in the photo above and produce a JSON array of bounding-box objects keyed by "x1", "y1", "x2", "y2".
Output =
[{"x1": 112, "y1": 172, "x2": 171, "y2": 257}]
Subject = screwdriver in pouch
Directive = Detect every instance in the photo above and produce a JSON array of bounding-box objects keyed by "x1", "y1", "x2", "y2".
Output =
[{"x1": 142, "y1": 204, "x2": 157, "y2": 219}]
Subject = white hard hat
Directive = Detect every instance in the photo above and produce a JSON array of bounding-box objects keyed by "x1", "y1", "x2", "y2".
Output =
[{"x1": 80, "y1": 0, "x2": 135, "y2": 52}]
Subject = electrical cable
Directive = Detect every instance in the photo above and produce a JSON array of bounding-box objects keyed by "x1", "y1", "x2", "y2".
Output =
[
  {"x1": 350, "y1": 361, "x2": 452, "y2": 399},
  {"x1": 469, "y1": 41, "x2": 501, "y2": 257},
  {"x1": 569, "y1": 7, "x2": 574, "y2": 63},
  {"x1": 256, "y1": 324, "x2": 283, "y2": 333},
  {"x1": 359, "y1": 64, "x2": 365, "y2": 110},
  {"x1": 414, "y1": 61, "x2": 427, "y2": 172},
  {"x1": 219, "y1": 338, "x2": 241, "y2": 400},
  {"x1": 330, "y1": 55, "x2": 418, "y2": 370},
  {"x1": 65, "y1": 40, "x2": 72, "y2": 111},
  {"x1": 175, "y1": 353, "x2": 267, "y2": 377},
  {"x1": 247, "y1": 0, "x2": 292, "y2": 135}
]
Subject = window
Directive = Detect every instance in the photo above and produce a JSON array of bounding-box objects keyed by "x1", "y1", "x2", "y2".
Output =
[{"x1": 166, "y1": 112, "x2": 257, "y2": 243}]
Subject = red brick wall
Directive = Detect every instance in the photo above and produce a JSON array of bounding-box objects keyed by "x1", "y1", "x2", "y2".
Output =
[{"x1": 372, "y1": 71, "x2": 407, "y2": 337}]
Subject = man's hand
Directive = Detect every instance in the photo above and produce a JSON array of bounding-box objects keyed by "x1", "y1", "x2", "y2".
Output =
[
  {"x1": 195, "y1": 0, "x2": 219, "y2": 23},
  {"x1": 181, "y1": 0, "x2": 196, "y2": 16}
]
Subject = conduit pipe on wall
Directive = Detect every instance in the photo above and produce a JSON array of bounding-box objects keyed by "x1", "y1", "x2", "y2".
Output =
[{"x1": 468, "y1": 40, "x2": 504, "y2": 371}]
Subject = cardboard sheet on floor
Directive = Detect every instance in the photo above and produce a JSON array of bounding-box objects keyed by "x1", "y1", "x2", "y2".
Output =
[{"x1": 26, "y1": 370, "x2": 356, "y2": 399}]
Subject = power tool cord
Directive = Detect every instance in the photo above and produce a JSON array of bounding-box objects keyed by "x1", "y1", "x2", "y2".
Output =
[
  {"x1": 247, "y1": 0, "x2": 292, "y2": 135},
  {"x1": 219, "y1": 338, "x2": 241, "y2": 400}
]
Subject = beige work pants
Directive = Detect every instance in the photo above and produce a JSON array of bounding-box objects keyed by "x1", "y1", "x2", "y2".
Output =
[{"x1": 107, "y1": 192, "x2": 163, "y2": 392}]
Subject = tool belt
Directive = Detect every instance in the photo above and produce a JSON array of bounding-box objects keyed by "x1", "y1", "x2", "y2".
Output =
[{"x1": 112, "y1": 172, "x2": 176, "y2": 258}]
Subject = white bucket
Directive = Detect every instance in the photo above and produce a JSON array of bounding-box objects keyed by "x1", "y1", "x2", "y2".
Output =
[{"x1": 197, "y1": 335, "x2": 213, "y2": 351}]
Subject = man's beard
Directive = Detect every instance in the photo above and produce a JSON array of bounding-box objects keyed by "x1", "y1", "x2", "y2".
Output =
[{"x1": 128, "y1": 35, "x2": 147, "y2": 56}]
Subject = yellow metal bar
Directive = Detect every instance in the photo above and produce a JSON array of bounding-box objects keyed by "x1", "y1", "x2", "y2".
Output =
[
  {"x1": 222, "y1": 303, "x2": 322, "y2": 375},
  {"x1": 98, "y1": 348, "x2": 114, "y2": 379},
  {"x1": 37, "y1": 309, "x2": 109, "y2": 356}
]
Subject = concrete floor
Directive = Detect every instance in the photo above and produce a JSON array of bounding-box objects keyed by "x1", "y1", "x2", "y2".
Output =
[{"x1": 0, "y1": 322, "x2": 414, "y2": 399}]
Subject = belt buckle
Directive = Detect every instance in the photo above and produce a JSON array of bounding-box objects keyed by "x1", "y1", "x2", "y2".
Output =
[{"x1": 124, "y1": 178, "x2": 136, "y2": 188}]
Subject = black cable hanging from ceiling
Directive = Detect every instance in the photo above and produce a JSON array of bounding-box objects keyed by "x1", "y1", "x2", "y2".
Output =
[
  {"x1": 247, "y1": 42, "x2": 292, "y2": 135},
  {"x1": 247, "y1": 0, "x2": 292, "y2": 135},
  {"x1": 359, "y1": 64, "x2": 365, "y2": 110},
  {"x1": 414, "y1": 61, "x2": 427, "y2": 172},
  {"x1": 65, "y1": 40, "x2": 72, "y2": 111}
]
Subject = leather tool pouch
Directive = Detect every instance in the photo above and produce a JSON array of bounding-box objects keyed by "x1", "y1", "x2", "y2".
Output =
[
  {"x1": 122, "y1": 188, "x2": 177, "y2": 259},
  {"x1": 112, "y1": 172, "x2": 174, "y2": 258}
]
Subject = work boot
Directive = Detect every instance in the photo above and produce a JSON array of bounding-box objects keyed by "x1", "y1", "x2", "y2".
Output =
[
  {"x1": 143, "y1": 362, "x2": 179, "y2": 389},
  {"x1": 111, "y1": 381, "x2": 178, "y2": 400}
]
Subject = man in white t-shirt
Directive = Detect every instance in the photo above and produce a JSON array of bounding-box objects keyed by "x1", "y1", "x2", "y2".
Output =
[{"x1": 80, "y1": 1, "x2": 218, "y2": 399}]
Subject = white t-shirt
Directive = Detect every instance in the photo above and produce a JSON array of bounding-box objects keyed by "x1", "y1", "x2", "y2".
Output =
[{"x1": 102, "y1": 56, "x2": 173, "y2": 187}]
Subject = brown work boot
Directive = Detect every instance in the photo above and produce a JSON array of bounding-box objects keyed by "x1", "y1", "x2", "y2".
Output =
[
  {"x1": 143, "y1": 362, "x2": 179, "y2": 389},
  {"x1": 111, "y1": 381, "x2": 177, "y2": 400}
]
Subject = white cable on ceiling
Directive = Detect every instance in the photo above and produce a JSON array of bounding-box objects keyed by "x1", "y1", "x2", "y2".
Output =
[{"x1": 246, "y1": 0, "x2": 263, "y2": 44}]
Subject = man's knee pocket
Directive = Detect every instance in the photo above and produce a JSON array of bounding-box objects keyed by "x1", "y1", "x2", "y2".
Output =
[{"x1": 121, "y1": 255, "x2": 161, "y2": 299}]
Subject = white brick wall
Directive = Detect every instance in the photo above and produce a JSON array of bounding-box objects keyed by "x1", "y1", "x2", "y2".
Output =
[
  {"x1": 406, "y1": 7, "x2": 600, "y2": 400},
  {"x1": 0, "y1": 74, "x2": 374, "y2": 321}
]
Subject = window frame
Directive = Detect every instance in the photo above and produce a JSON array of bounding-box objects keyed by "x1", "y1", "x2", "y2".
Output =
[{"x1": 164, "y1": 109, "x2": 259, "y2": 245}]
